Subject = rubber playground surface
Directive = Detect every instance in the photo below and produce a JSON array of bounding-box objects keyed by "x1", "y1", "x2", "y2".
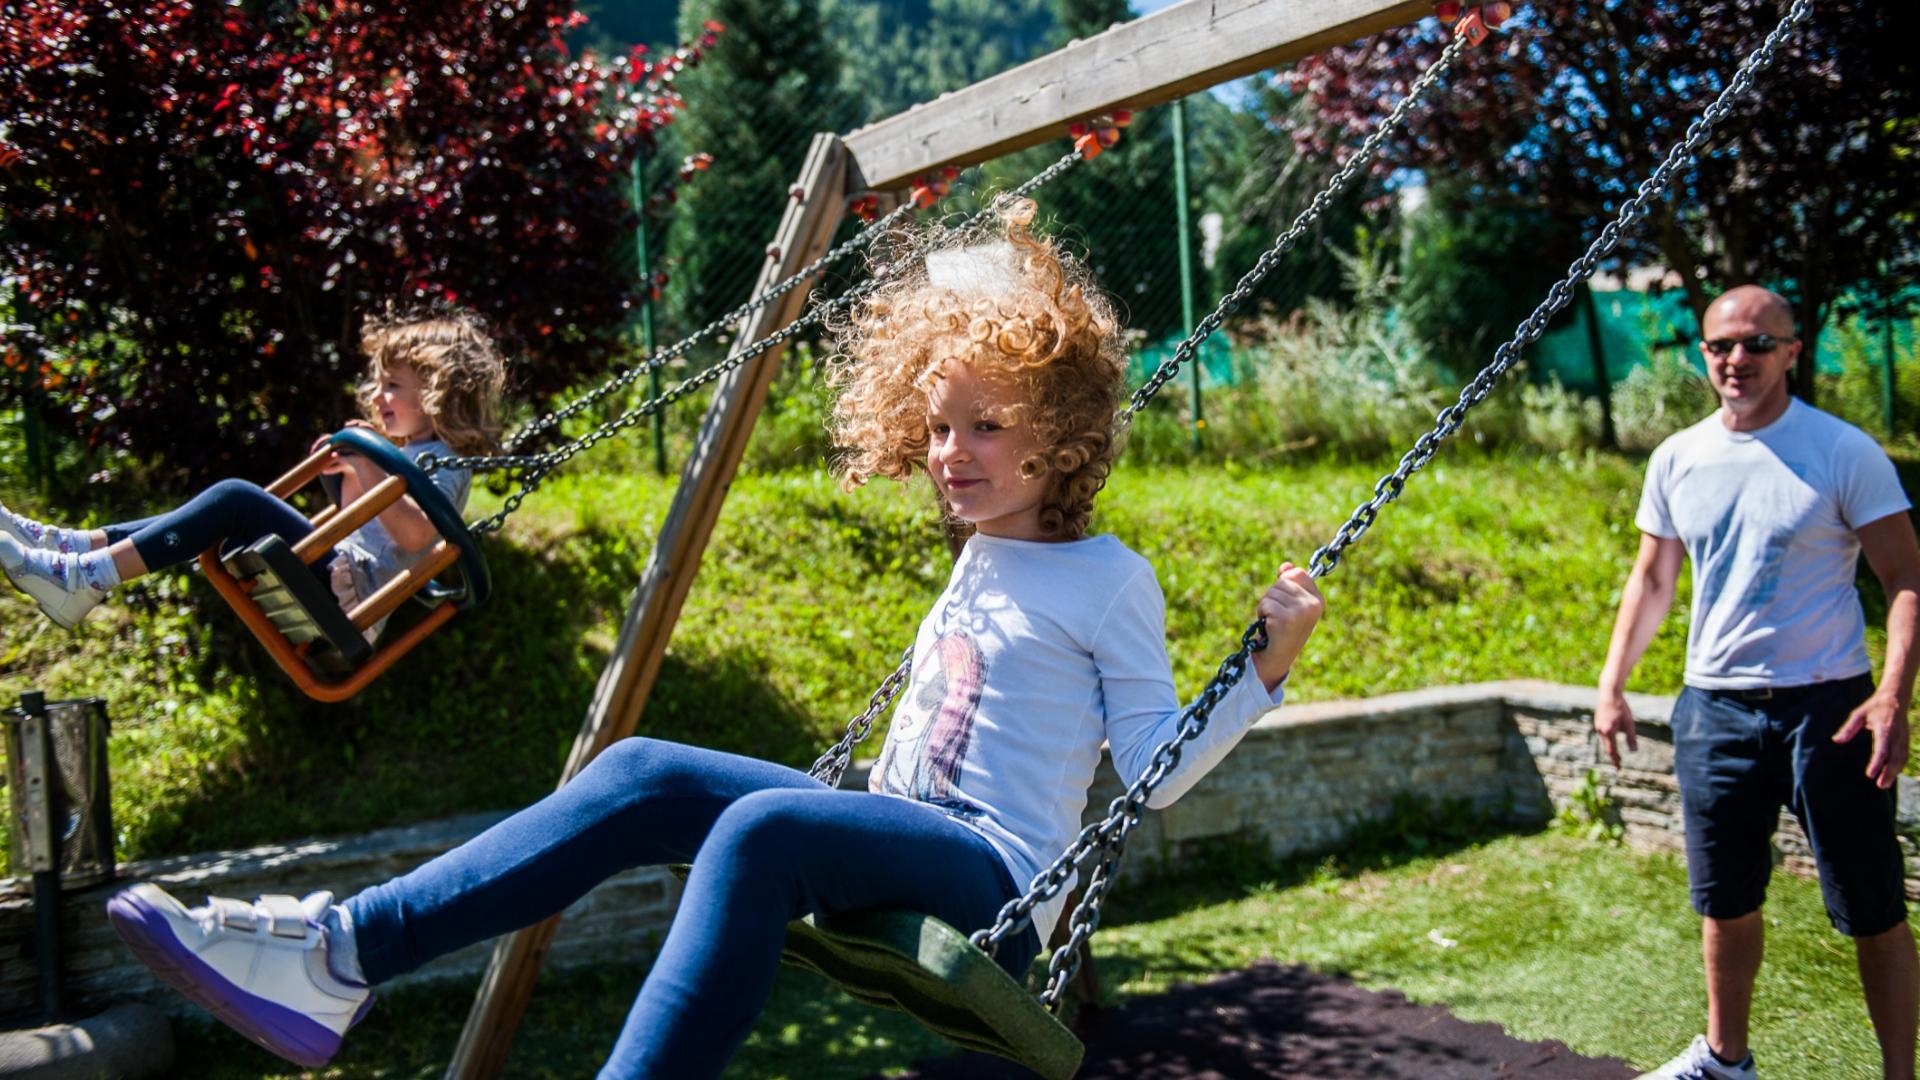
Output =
[{"x1": 879, "y1": 960, "x2": 1639, "y2": 1079}]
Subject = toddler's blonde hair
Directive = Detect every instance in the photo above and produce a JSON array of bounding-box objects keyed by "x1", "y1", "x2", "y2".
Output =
[{"x1": 356, "y1": 308, "x2": 507, "y2": 457}]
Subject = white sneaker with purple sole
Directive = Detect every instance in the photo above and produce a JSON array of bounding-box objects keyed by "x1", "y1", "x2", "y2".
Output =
[{"x1": 105, "y1": 883, "x2": 372, "y2": 1068}]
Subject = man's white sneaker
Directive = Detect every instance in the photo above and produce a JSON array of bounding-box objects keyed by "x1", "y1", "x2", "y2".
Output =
[
  {"x1": 0, "y1": 535, "x2": 104, "y2": 629},
  {"x1": 1641, "y1": 1035, "x2": 1757, "y2": 1079},
  {"x1": 105, "y1": 883, "x2": 372, "y2": 1068}
]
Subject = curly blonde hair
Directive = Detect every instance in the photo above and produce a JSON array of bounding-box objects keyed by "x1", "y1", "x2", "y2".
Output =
[
  {"x1": 356, "y1": 308, "x2": 508, "y2": 456},
  {"x1": 827, "y1": 197, "x2": 1128, "y2": 540}
]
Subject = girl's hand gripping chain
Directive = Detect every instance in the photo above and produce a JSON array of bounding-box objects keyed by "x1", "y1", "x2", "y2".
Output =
[{"x1": 1251, "y1": 561, "x2": 1324, "y2": 693}]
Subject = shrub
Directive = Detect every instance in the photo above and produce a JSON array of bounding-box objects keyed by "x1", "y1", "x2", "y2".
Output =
[
  {"x1": 1613, "y1": 351, "x2": 1715, "y2": 450},
  {"x1": 1, "y1": 3, "x2": 718, "y2": 488}
]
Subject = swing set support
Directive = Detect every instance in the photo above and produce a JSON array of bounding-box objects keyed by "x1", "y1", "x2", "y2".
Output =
[{"x1": 448, "y1": 2, "x2": 1431, "y2": 1075}]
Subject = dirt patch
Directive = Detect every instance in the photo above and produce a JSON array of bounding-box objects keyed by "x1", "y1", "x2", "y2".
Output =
[{"x1": 877, "y1": 960, "x2": 1639, "y2": 1079}]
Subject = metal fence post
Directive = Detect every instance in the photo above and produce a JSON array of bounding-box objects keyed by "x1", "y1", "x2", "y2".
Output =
[
  {"x1": 1171, "y1": 97, "x2": 1201, "y2": 449},
  {"x1": 632, "y1": 156, "x2": 667, "y2": 476},
  {"x1": 1578, "y1": 281, "x2": 1618, "y2": 449},
  {"x1": 1882, "y1": 263, "x2": 1897, "y2": 442}
]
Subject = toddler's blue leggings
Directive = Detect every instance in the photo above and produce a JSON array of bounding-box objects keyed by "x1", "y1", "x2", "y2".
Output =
[
  {"x1": 344, "y1": 737, "x2": 1040, "y2": 1080},
  {"x1": 103, "y1": 478, "x2": 328, "y2": 579}
]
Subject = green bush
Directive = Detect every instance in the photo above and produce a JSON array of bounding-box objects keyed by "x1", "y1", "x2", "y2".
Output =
[
  {"x1": 1612, "y1": 351, "x2": 1716, "y2": 450},
  {"x1": 1817, "y1": 313, "x2": 1920, "y2": 447}
]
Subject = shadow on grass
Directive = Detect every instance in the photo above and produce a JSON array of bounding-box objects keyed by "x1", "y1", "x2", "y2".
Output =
[
  {"x1": 883, "y1": 961, "x2": 1635, "y2": 1080},
  {"x1": 1097, "y1": 793, "x2": 1519, "y2": 933},
  {"x1": 135, "y1": 530, "x2": 829, "y2": 857},
  {"x1": 173, "y1": 961, "x2": 954, "y2": 1080}
]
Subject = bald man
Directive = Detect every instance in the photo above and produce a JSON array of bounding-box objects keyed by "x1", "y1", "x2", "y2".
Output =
[{"x1": 1596, "y1": 285, "x2": 1920, "y2": 1079}]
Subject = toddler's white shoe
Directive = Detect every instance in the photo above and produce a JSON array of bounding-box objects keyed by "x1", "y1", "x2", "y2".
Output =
[
  {"x1": 1641, "y1": 1035, "x2": 1757, "y2": 1079},
  {"x1": 0, "y1": 502, "x2": 43, "y2": 551},
  {"x1": 106, "y1": 883, "x2": 372, "y2": 1068},
  {"x1": 0, "y1": 535, "x2": 104, "y2": 629}
]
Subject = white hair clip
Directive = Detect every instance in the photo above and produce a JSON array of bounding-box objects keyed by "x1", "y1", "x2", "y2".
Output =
[{"x1": 925, "y1": 243, "x2": 1018, "y2": 296}]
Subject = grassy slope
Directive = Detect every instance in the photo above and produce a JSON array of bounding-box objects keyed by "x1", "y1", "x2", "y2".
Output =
[
  {"x1": 171, "y1": 830, "x2": 1888, "y2": 1079},
  {"x1": 1, "y1": 450, "x2": 1716, "y2": 864}
]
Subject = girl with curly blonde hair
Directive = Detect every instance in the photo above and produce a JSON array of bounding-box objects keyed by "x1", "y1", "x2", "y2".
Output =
[
  {"x1": 0, "y1": 307, "x2": 505, "y2": 637},
  {"x1": 102, "y1": 200, "x2": 1324, "y2": 1080}
]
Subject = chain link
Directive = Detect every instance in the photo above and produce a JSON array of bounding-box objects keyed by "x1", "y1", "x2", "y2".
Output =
[
  {"x1": 429, "y1": 147, "x2": 1090, "y2": 536},
  {"x1": 1124, "y1": 30, "x2": 1469, "y2": 419},
  {"x1": 808, "y1": 650, "x2": 914, "y2": 787},
  {"x1": 969, "y1": 0, "x2": 1812, "y2": 1006},
  {"x1": 503, "y1": 199, "x2": 921, "y2": 454}
]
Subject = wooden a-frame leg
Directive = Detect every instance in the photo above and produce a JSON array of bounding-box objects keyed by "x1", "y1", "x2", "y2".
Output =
[{"x1": 441, "y1": 132, "x2": 851, "y2": 1080}]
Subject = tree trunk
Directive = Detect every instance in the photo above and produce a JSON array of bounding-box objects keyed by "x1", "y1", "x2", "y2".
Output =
[{"x1": 1796, "y1": 294, "x2": 1826, "y2": 408}]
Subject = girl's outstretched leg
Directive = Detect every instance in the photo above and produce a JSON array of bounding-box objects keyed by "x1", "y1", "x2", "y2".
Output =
[
  {"x1": 602, "y1": 788, "x2": 1039, "y2": 1080},
  {"x1": 345, "y1": 738, "x2": 821, "y2": 984},
  {"x1": 107, "y1": 739, "x2": 820, "y2": 1070},
  {"x1": 113, "y1": 478, "x2": 317, "y2": 575}
]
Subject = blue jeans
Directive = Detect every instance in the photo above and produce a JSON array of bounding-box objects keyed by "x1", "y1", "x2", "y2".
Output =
[
  {"x1": 344, "y1": 738, "x2": 1040, "y2": 1080},
  {"x1": 103, "y1": 479, "x2": 329, "y2": 583}
]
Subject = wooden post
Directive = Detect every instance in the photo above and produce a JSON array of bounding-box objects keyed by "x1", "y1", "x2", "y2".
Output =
[{"x1": 441, "y1": 133, "x2": 850, "y2": 1080}]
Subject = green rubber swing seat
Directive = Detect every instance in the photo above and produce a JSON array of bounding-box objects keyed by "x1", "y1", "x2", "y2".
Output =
[{"x1": 670, "y1": 868, "x2": 1083, "y2": 1078}]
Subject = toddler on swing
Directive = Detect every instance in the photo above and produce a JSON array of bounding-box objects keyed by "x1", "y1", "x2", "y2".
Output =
[
  {"x1": 103, "y1": 199, "x2": 1324, "y2": 1078},
  {"x1": 0, "y1": 309, "x2": 506, "y2": 635}
]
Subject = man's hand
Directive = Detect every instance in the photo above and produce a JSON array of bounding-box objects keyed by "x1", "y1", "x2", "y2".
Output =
[
  {"x1": 1251, "y1": 562, "x2": 1325, "y2": 694},
  {"x1": 1834, "y1": 689, "x2": 1911, "y2": 789},
  {"x1": 1595, "y1": 692, "x2": 1639, "y2": 768}
]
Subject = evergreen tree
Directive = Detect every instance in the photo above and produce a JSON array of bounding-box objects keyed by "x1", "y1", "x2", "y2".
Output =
[
  {"x1": 1189, "y1": 83, "x2": 1378, "y2": 325},
  {"x1": 1016, "y1": 0, "x2": 1192, "y2": 342},
  {"x1": 662, "y1": 0, "x2": 855, "y2": 339},
  {"x1": 820, "y1": 0, "x2": 1054, "y2": 120}
]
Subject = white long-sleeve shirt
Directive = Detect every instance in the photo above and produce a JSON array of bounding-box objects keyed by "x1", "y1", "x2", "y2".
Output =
[{"x1": 870, "y1": 532, "x2": 1285, "y2": 944}]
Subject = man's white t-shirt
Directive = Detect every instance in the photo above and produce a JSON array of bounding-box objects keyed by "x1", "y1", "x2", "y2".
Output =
[
  {"x1": 1636, "y1": 399, "x2": 1909, "y2": 689},
  {"x1": 869, "y1": 532, "x2": 1284, "y2": 944}
]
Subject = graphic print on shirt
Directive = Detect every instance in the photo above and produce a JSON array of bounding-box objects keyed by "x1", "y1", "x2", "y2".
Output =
[
  {"x1": 875, "y1": 630, "x2": 986, "y2": 815},
  {"x1": 1694, "y1": 479, "x2": 1806, "y2": 608}
]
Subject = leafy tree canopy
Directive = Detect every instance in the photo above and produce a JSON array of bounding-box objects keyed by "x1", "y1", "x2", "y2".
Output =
[
  {"x1": 1280, "y1": 1, "x2": 1920, "y2": 393},
  {"x1": 1, "y1": 1, "x2": 714, "y2": 485}
]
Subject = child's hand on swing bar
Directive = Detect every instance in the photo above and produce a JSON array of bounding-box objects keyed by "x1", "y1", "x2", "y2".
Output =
[{"x1": 1251, "y1": 562, "x2": 1323, "y2": 694}]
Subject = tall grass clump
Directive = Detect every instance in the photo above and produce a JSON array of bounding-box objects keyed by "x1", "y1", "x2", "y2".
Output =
[
  {"x1": 1613, "y1": 350, "x2": 1715, "y2": 450},
  {"x1": 1817, "y1": 311, "x2": 1920, "y2": 447}
]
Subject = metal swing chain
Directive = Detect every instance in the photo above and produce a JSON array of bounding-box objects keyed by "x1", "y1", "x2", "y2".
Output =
[
  {"x1": 780, "y1": 21, "x2": 1470, "y2": 994},
  {"x1": 808, "y1": 648, "x2": 915, "y2": 787},
  {"x1": 502, "y1": 198, "x2": 921, "y2": 454},
  {"x1": 1123, "y1": 29, "x2": 1469, "y2": 419},
  {"x1": 424, "y1": 147, "x2": 1092, "y2": 537},
  {"x1": 966, "y1": 0, "x2": 1813, "y2": 1008}
]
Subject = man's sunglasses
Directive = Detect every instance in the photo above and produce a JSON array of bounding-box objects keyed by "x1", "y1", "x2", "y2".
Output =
[{"x1": 1702, "y1": 333, "x2": 1792, "y2": 357}]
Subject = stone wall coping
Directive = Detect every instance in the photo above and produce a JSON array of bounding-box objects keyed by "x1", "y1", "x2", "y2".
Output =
[
  {"x1": 0, "y1": 810, "x2": 514, "y2": 911},
  {"x1": 0, "y1": 680, "x2": 1851, "y2": 900},
  {"x1": 1255, "y1": 679, "x2": 1677, "y2": 731}
]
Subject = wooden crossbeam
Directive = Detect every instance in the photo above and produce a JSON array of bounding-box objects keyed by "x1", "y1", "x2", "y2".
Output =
[
  {"x1": 842, "y1": 0, "x2": 1428, "y2": 191},
  {"x1": 442, "y1": 133, "x2": 851, "y2": 1080}
]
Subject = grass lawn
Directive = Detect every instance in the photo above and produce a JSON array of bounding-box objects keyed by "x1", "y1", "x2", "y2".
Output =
[
  {"x1": 170, "y1": 829, "x2": 1891, "y2": 1079},
  {"x1": 3, "y1": 449, "x2": 1725, "y2": 866}
]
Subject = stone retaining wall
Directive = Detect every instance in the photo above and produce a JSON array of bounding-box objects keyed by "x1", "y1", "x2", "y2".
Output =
[{"x1": 7, "y1": 681, "x2": 1916, "y2": 1018}]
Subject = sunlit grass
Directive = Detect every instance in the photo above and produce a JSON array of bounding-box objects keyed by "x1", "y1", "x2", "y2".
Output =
[{"x1": 173, "y1": 831, "x2": 1887, "y2": 1079}]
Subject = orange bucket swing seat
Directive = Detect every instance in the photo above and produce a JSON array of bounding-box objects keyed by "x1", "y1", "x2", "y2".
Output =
[{"x1": 198, "y1": 427, "x2": 490, "y2": 703}]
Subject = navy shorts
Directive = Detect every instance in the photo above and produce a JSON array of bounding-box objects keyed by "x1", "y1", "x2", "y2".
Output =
[{"x1": 1672, "y1": 673, "x2": 1906, "y2": 936}]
